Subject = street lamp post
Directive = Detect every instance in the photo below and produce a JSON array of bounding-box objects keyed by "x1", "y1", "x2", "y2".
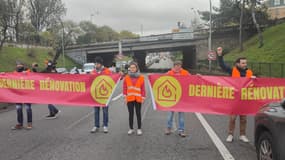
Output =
[{"x1": 60, "y1": 20, "x2": 65, "y2": 68}]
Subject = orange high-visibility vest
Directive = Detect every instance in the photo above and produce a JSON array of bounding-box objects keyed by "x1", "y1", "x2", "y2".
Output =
[
  {"x1": 167, "y1": 69, "x2": 189, "y2": 75},
  {"x1": 125, "y1": 75, "x2": 144, "y2": 103},
  {"x1": 14, "y1": 69, "x2": 31, "y2": 74},
  {"x1": 232, "y1": 67, "x2": 253, "y2": 78},
  {"x1": 92, "y1": 68, "x2": 111, "y2": 75}
]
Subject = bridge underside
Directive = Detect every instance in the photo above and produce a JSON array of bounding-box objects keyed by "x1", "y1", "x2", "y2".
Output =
[
  {"x1": 67, "y1": 38, "x2": 203, "y2": 72},
  {"x1": 86, "y1": 46, "x2": 196, "y2": 72}
]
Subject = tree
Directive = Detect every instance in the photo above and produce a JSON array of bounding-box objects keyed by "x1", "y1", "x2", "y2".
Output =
[
  {"x1": 239, "y1": 0, "x2": 245, "y2": 51},
  {"x1": 76, "y1": 21, "x2": 97, "y2": 44},
  {"x1": 76, "y1": 22, "x2": 122, "y2": 44},
  {"x1": 199, "y1": 0, "x2": 268, "y2": 28},
  {"x1": 0, "y1": 0, "x2": 13, "y2": 49},
  {"x1": 199, "y1": 0, "x2": 268, "y2": 50},
  {"x1": 8, "y1": 0, "x2": 25, "y2": 42},
  {"x1": 95, "y1": 25, "x2": 119, "y2": 42},
  {"x1": 48, "y1": 20, "x2": 80, "y2": 63},
  {"x1": 119, "y1": 30, "x2": 139, "y2": 39},
  {"x1": 250, "y1": 0, "x2": 264, "y2": 48},
  {"x1": 27, "y1": 0, "x2": 66, "y2": 43},
  {"x1": 17, "y1": 22, "x2": 37, "y2": 44}
]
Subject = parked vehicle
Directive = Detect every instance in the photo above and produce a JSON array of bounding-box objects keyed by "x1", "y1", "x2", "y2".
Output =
[
  {"x1": 255, "y1": 99, "x2": 285, "y2": 160},
  {"x1": 83, "y1": 63, "x2": 95, "y2": 74},
  {"x1": 69, "y1": 67, "x2": 80, "y2": 74},
  {"x1": 56, "y1": 68, "x2": 68, "y2": 74}
]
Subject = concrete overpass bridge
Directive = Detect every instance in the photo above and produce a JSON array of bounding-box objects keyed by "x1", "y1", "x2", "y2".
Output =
[{"x1": 65, "y1": 32, "x2": 207, "y2": 71}]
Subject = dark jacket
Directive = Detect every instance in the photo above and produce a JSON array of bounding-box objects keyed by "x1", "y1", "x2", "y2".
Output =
[
  {"x1": 32, "y1": 68, "x2": 37, "y2": 72},
  {"x1": 42, "y1": 67, "x2": 57, "y2": 73},
  {"x1": 218, "y1": 56, "x2": 249, "y2": 77}
]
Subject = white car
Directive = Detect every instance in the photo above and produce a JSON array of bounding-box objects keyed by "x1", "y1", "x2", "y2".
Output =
[
  {"x1": 83, "y1": 63, "x2": 95, "y2": 74},
  {"x1": 56, "y1": 68, "x2": 68, "y2": 74}
]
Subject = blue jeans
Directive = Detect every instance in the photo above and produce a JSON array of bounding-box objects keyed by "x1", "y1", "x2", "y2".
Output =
[
  {"x1": 48, "y1": 104, "x2": 58, "y2": 115},
  {"x1": 167, "y1": 111, "x2": 185, "y2": 131},
  {"x1": 94, "y1": 106, "x2": 108, "y2": 128},
  {"x1": 16, "y1": 103, "x2": 32, "y2": 125}
]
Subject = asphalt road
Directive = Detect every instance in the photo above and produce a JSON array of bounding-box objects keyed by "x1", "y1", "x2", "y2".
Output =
[{"x1": 0, "y1": 78, "x2": 258, "y2": 160}]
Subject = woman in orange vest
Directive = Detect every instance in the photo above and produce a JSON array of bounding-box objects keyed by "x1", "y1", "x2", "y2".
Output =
[
  {"x1": 217, "y1": 47, "x2": 255, "y2": 143},
  {"x1": 123, "y1": 62, "x2": 146, "y2": 136}
]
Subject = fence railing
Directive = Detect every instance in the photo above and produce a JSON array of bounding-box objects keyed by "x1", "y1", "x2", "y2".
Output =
[{"x1": 197, "y1": 60, "x2": 285, "y2": 78}]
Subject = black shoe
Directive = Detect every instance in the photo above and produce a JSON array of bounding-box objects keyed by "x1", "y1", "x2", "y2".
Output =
[
  {"x1": 45, "y1": 114, "x2": 57, "y2": 120},
  {"x1": 54, "y1": 110, "x2": 61, "y2": 116}
]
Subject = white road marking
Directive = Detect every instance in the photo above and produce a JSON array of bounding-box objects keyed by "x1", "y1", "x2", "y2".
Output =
[
  {"x1": 195, "y1": 113, "x2": 235, "y2": 160},
  {"x1": 111, "y1": 93, "x2": 123, "y2": 101},
  {"x1": 141, "y1": 100, "x2": 150, "y2": 122},
  {"x1": 65, "y1": 111, "x2": 93, "y2": 130}
]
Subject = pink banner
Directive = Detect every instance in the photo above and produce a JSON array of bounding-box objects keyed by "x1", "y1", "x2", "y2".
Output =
[
  {"x1": 148, "y1": 74, "x2": 285, "y2": 115},
  {"x1": 0, "y1": 72, "x2": 120, "y2": 106}
]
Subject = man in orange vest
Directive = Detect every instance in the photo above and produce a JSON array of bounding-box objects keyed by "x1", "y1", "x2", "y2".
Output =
[
  {"x1": 217, "y1": 46, "x2": 255, "y2": 143},
  {"x1": 90, "y1": 56, "x2": 111, "y2": 134},
  {"x1": 165, "y1": 60, "x2": 190, "y2": 137}
]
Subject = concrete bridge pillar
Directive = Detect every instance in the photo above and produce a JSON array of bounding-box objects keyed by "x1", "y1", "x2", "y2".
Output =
[
  {"x1": 182, "y1": 46, "x2": 196, "y2": 69},
  {"x1": 133, "y1": 52, "x2": 147, "y2": 72}
]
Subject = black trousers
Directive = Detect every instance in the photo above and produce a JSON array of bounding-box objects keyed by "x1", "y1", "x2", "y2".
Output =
[{"x1": 127, "y1": 101, "x2": 142, "y2": 129}]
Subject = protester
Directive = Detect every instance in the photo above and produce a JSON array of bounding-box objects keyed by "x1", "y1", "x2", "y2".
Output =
[
  {"x1": 164, "y1": 60, "x2": 190, "y2": 137},
  {"x1": 123, "y1": 62, "x2": 146, "y2": 136},
  {"x1": 42, "y1": 60, "x2": 60, "y2": 119},
  {"x1": 31, "y1": 62, "x2": 38, "y2": 72},
  {"x1": 217, "y1": 46, "x2": 256, "y2": 143},
  {"x1": 11, "y1": 62, "x2": 33, "y2": 130},
  {"x1": 109, "y1": 62, "x2": 116, "y2": 73},
  {"x1": 90, "y1": 56, "x2": 111, "y2": 133}
]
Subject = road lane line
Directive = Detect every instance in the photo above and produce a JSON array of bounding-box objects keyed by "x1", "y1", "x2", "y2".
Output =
[
  {"x1": 111, "y1": 93, "x2": 123, "y2": 101},
  {"x1": 65, "y1": 111, "x2": 93, "y2": 130},
  {"x1": 141, "y1": 100, "x2": 151, "y2": 122},
  {"x1": 195, "y1": 113, "x2": 235, "y2": 160}
]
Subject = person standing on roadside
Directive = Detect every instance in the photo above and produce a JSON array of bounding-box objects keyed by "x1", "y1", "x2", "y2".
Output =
[
  {"x1": 42, "y1": 60, "x2": 60, "y2": 119},
  {"x1": 217, "y1": 46, "x2": 256, "y2": 143},
  {"x1": 164, "y1": 60, "x2": 190, "y2": 137},
  {"x1": 123, "y1": 62, "x2": 146, "y2": 136},
  {"x1": 90, "y1": 56, "x2": 111, "y2": 134},
  {"x1": 11, "y1": 62, "x2": 33, "y2": 130},
  {"x1": 31, "y1": 62, "x2": 38, "y2": 72}
]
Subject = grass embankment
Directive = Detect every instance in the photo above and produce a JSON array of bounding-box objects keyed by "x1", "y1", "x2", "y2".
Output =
[
  {"x1": 224, "y1": 22, "x2": 285, "y2": 77},
  {"x1": 0, "y1": 46, "x2": 80, "y2": 72}
]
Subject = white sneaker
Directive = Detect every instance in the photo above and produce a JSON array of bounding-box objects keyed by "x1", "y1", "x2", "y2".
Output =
[
  {"x1": 127, "y1": 129, "x2": 134, "y2": 135},
  {"x1": 239, "y1": 135, "x2": 249, "y2": 143},
  {"x1": 226, "y1": 134, "x2": 233, "y2": 142},
  {"x1": 90, "y1": 127, "x2": 98, "y2": 133},
  {"x1": 137, "y1": 129, "x2": 142, "y2": 136},
  {"x1": 103, "y1": 126, "x2": 108, "y2": 133}
]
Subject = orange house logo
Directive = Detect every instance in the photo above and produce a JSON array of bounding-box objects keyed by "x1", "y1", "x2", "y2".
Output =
[
  {"x1": 90, "y1": 75, "x2": 115, "y2": 104},
  {"x1": 153, "y1": 76, "x2": 182, "y2": 107}
]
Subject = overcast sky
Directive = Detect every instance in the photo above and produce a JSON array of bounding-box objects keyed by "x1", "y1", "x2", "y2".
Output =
[{"x1": 62, "y1": 0, "x2": 220, "y2": 35}]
